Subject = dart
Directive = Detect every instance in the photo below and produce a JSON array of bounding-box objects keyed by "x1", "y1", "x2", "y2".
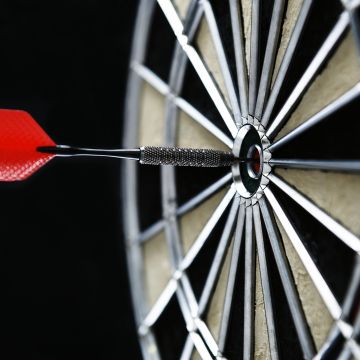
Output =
[{"x1": 0, "y1": 109, "x2": 255, "y2": 182}]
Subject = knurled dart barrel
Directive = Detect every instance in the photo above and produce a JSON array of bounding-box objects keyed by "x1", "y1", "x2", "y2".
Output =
[{"x1": 140, "y1": 146, "x2": 235, "y2": 167}]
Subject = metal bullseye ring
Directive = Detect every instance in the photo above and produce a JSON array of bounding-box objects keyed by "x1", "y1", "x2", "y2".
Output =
[{"x1": 232, "y1": 124, "x2": 264, "y2": 198}]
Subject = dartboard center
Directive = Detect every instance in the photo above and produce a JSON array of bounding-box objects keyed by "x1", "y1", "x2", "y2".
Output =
[{"x1": 232, "y1": 124, "x2": 263, "y2": 198}]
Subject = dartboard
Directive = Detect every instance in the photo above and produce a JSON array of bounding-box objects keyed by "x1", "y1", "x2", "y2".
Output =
[{"x1": 122, "y1": 0, "x2": 360, "y2": 359}]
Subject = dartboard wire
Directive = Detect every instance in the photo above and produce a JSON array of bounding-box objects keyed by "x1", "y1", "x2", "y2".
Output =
[
  {"x1": 313, "y1": 327, "x2": 342, "y2": 359},
  {"x1": 335, "y1": 257, "x2": 360, "y2": 359},
  {"x1": 240, "y1": 205, "x2": 255, "y2": 359},
  {"x1": 139, "y1": 173, "x2": 232, "y2": 244},
  {"x1": 338, "y1": 347, "x2": 353, "y2": 360},
  {"x1": 123, "y1": 0, "x2": 154, "y2": 324},
  {"x1": 348, "y1": 338, "x2": 360, "y2": 360},
  {"x1": 342, "y1": 256, "x2": 360, "y2": 321},
  {"x1": 261, "y1": 0, "x2": 312, "y2": 127},
  {"x1": 344, "y1": 0, "x2": 360, "y2": 53},
  {"x1": 173, "y1": 277, "x2": 214, "y2": 360},
  {"x1": 264, "y1": 188, "x2": 360, "y2": 353},
  {"x1": 180, "y1": 335, "x2": 195, "y2": 360},
  {"x1": 139, "y1": 185, "x2": 235, "y2": 329},
  {"x1": 175, "y1": 97, "x2": 233, "y2": 148},
  {"x1": 248, "y1": 0, "x2": 260, "y2": 116},
  {"x1": 176, "y1": 173, "x2": 232, "y2": 219},
  {"x1": 259, "y1": 197, "x2": 316, "y2": 359},
  {"x1": 268, "y1": 174, "x2": 360, "y2": 253},
  {"x1": 266, "y1": 11, "x2": 350, "y2": 139},
  {"x1": 229, "y1": 0, "x2": 249, "y2": 118},
  {"x1": 178, "y1": 314, "x2": 217, "y2": 359},
  {"x1": 176, "y1": 283, "x2": 215, "y2": 360},
  {"x1": 190, "y1": 332, "x2": 213, "y2": 360},
  {"x1": 316, "y1": 321, "x2": 359, "y2": 360},
  {"x1": 157, "y1": 0, "x2": 238, "y2": 138},
  {"x1": 181, "y1": 273, "x2": 199, "y2": 317},
  {"x1": 195, "y1": 318, "x2": 220, "y2": 356},
  {"x1": 131, "y1": 62, "x2": 169, "y2": 94},
  {"x1": 268, "y1": 82, "x2": 360, "y2": 153},
  {"x1": 201, "y1": 0, "x2": 242, "y2": 125},
  {"x1": 162, "y1": 97, "x2": 183, "y2": 270},
  {"x1": 176, "y1": 282, "x2": 196, "y2": 332},
  {"x1": 139, "y1": 220, "x2": 164, "y2": 245},
  {"x1": 351, "y1": 313, "x2": 360, "y2": 352},
  {"x1": 141, "y1": 279, "x2": 178, "y2": 330},
  {"x1": 197, "y1": 197, "x2": 240, "y2": 315},
  {"x1": 347, "y1": 327, "x2": 360, "y2": 356},
  {"x1": 132, "y1": 63, "x2": 233, "y2": 148},
  {"x1": 254, "y1": 0, "x2": 286, "y2": 121},
  {"x1": 122, "y1": 0, "x2": 162, "y2": 358},
  {"x1": 253, "y1": 203, "x2": 279, "y2": 360},
  {"x1": 217, "y1": 203, "x2": 246, "y2": 353},
  {"x1": 270, "y1": 159, "x2": 360, "y2": 172},
  {"x1": 264, "y1": 188, "x2": 342, "y2": 319},
  {"x1": 176, "y1": 197, "x2": 240, "y2": 358},
  {"x1": 272, "y1": 196, "x2": 360, "y2": 348},
  {"x1": 181, "y1": 185, "x2": 236, "y2": 270},
  {"x1": 142, "y1": 187, "x2": 237, "y2": 331}
]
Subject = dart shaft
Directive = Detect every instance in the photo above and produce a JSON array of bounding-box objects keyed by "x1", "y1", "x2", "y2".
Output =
[
  {"x1": 38, "y1": 145, "x2": 140, "y2": 160},
  {"x1": 38, "y1": 145, "x2": 239, "y2": 167}
]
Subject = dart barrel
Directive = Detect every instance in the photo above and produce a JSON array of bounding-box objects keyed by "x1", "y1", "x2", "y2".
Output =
[{"x1": 140, "y1": 146, "x2": 235, "y2": 167}]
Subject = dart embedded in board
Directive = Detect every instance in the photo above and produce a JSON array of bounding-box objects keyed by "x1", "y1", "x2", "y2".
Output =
[{"x1": 0, "y1": 109, "x2": 256, "y2": 182}]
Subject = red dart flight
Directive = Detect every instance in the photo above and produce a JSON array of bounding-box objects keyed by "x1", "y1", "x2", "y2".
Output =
[{"x1": 0, "y1": 110, "x2": 56, "y2": 181}]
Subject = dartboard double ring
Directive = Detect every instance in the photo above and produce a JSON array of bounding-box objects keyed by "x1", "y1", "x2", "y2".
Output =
[{"x1": 123, "y1": 0, "x2": 360, "y2": 359}]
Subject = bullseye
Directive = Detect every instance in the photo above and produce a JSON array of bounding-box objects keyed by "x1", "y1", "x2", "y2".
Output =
[
  {"x1": 247, "y1": 144, "x2": 262, "y2": 179},
  {"x1": 232, "y1": 125, "x2": 263, "y2": 198}
]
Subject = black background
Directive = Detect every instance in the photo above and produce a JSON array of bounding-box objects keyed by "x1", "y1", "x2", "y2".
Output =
[{"x1": 0, "y1": 0, "x2": 141, "y2": 358}]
